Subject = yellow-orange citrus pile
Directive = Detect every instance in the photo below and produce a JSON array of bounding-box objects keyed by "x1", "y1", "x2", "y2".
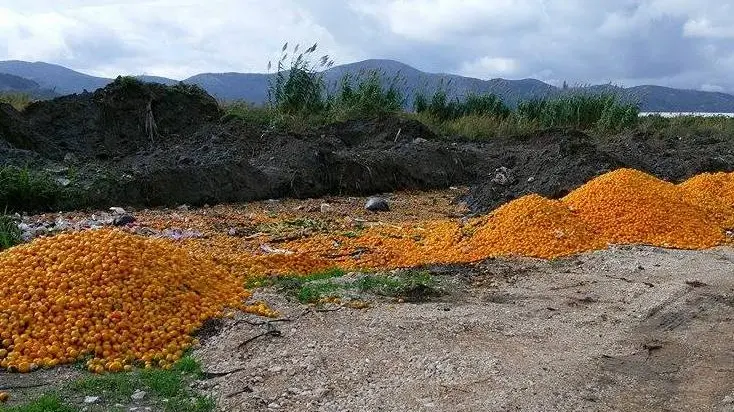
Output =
[
  {"x1": 465, "y1": 194, "x2": 606, "y2": 259},
  {"x1": 562, "y1": 168, "x2": 725, "y2": 248},
  {"x1": 172, "y1": 169, "x2": 734, "y2": 277},
  {"x1": 678, "y1": 172, "x2": 734, "y2": 229},
  {"x1": 0, "y1": 229, "x2": 251, "y2": 373},
  {"x1": 3, "y1": 168, "x2": 734, "y2": 375}
]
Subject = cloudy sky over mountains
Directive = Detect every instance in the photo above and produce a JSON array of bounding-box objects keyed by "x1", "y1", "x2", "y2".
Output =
[{"x1": 1, "y1": 0, "x2": 733, "y2": 91}]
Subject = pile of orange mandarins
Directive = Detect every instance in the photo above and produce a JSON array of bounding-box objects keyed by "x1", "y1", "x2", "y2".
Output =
[
  {"x1": 0, "y1": 229, "x2": 252, "y2": 373},
  {"x1": 2, "y1": 168, "x2": 734, "y2": 375}
]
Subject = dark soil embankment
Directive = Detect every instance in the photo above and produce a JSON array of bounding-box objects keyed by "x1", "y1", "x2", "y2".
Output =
[{"x1": 1, "y1": 78, "x2": 734, "y2": 213}]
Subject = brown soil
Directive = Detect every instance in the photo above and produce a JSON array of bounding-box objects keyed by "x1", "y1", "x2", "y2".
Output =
[{"x1": 195, "y1": 247, "x2": 734, "y2": 412}]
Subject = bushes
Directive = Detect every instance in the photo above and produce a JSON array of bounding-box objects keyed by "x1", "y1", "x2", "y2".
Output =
[
  {"x1": 0, "y1": 166, "x2": 78, "y2": 213},
  {"x1": 329, "y1": 69, "x2": 406, "y2": 120},
  {"x1": 517, "y1": 92, "x2": 639, "y2": 131},
  {"x1": 0, "y1": 92, "x2": 32, "y2": 111},
  {"x1": 414, "y1": 90, "x2": 511, "y2": 121}
]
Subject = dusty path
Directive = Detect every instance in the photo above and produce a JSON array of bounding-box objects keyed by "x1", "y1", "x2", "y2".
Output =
[{"x1": 196, "y1": 246, "x2": 734, "y2": 412}]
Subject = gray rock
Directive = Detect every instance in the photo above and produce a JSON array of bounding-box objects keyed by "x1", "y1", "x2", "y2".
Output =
[
  {"x1": 320, "y1": 203, "x2": 333, "y2": 213},
  {"x1": 491, "y1": 166, "x2": 516, "y2": 186},
  {"x1": 113, "y1": 215, "x2": 136, "y2": 226},
  {"x1": 413, "y1": 137, "x2": 427, "y2": 144},
  {"x1": 131, "y1": 389, "x2": 146, "y2": 401},
  {"x1": 109, "y1": 207, "x2": 127, "y2": 215},
  {"x1": 365, "y1": 197, "x2": 390, "y2": 212},
  {"x1": 83, "y1": 396, "x2": 99, "y2": 404}
]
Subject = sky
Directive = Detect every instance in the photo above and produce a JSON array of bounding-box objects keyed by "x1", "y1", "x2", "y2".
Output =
[{"x1": 1, "y1": 0, "x2": 734, "y2": 92}]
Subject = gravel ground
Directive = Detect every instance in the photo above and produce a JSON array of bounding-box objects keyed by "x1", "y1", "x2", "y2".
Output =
[{"x1": 195, "y1": 246, "x2": 734, "y2": 412}]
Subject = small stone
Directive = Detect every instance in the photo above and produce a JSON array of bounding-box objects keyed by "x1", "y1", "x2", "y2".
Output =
[
  {"x1": 491, "y1": 166, "x2": 516, "y2": 186},
  {"x1": 269, "y1": 365, "x2": 283, "y2": 373},
  {"x1": 55, "y1": 177, "x2": 71, "y2": 187},
  {"x1": 267, "y1": 402, "x2": 280, "y2": 409},
  {"x1": 131, "y1": 390, "x2": 146, "y2": 401},
  {"x1": 228, "y1": 228, "x2": 237, "y2": 236},
  {"x1": 177, "y1": 204, "x2": 190, "y2": 211},
  {"x1": 413, "y1": 137, "x2": 427, "y2": 144},
  {"x1": 109, "y1": 207, "x2": 127, "y2": 215},
  {"x1": 113, "y1": 215, "x2": 136, "y2": 227},
  {"x1": 527, "y1": 176, "x2": 536, "y2": 183},
  {"x1": 320, "y1": 203, "x2": 333, "y2": 213},
  {"x1": 84, "y1": 396, "x2": 99, "y2": 404},
  {"x1": 365, "y1": 197, "x2": 389, "y2": 212}
]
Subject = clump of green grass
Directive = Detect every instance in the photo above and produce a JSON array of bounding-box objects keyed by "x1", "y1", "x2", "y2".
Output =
[
  {"x1": 245, "y1": 268, "x2": 346, "y2": 302},
  {"x1": 0, "y1": 92, "x2": 33, "y2": 111},
  {"x1": 0, "y1": 167, "x2": 61, "y2": 213},
  {"x1": 0, "y1": 394, "x2": 75, "y2": 412},
  {"x1": 268, "y1": 42, "x2": 333, "y2": 117},
  {"x1": 517, "y1": 92, "x2": 639, "y2": 132},
  {"x1": 637, "y1": 114, "x2": 734, "y2": 139},
  {"x1": 0, "y1": 212, "x2": 22, "y2": 251},
  {"x1": 328, "y1": 69, "x2": 406, "y2": 121},
  {"x1": 60, "y1": 355, "x2": 213, "y2": 412},
  {"x1": 356, "y1": 270, "x2": 438, "y2": 297},
  {"x1": 414, "y1": 89, "x2": 511, "y2": 121}
]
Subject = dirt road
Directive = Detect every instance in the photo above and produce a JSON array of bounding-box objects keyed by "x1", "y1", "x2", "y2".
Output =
[{"x1": 197, "y1": 246, "x2": 734, "y2": 412}]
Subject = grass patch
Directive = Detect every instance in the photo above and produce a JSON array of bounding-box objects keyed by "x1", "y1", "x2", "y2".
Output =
[
  {"x1": 0, "y1": 212, "x2": 22, "y2": 251},
  {"x1": 356, "y1": 270, "x2": 438, "y2": 298},
  {"x1": 0, "y1": 166, "x2": 84, "y2": 214},
  {"x1": 0, "y1": 394, "x2": 75, "y2": 412},
  {"x1": 7, "y1": 357, "x2": 213, "y2": 412},
  {"x1": 637, "y1": 114, "x2": 734, "y2": 139},
  {"x1": 0, "y1": 92, "x2": 32, "y2": 111},
  {"x1": 246, "y1": 268, "x2": 347, "y2": 303},
  {"x1": 247, "y1": 268, "x2": 440, "y2": 303}
]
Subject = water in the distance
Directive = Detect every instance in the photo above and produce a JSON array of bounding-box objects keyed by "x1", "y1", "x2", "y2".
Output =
[{"x1": 639, "y1": 112, "x2": 734, "y2": 117}]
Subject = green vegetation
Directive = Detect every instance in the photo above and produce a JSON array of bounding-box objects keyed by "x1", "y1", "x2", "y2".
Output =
[
  {"x1": 222, "y1": 42, "x2": 407, "y2": 131},
  {"x1": 0, "y1": 211, "x2": 22, "y2": 251},
  {"x1": 0, "y1": 395, "x2": 75, "y2": 412},
  {"x1": 222, "y1": 42, "x2": 649, "y2": 138},
  {"x1": 0, "y1": 92, "x2": 33, "y2": 111},
  {"x1": 246, "y1": 268, "x2": 440, "y2": 303},
  {"x1": 637, "y1": 113, "x2": 734, "y2": 139},
  {"x1": 2, "y1": 356, "x2": 213, "y2": 412},
  {"x1": 0, "y1": 166, "x2": 81, "y2": 213},
  {"x1": 356, "y1": 270, "x2": 437, "y2": 297}
]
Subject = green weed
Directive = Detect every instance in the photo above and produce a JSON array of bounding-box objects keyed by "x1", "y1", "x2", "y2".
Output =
[
  {"x1": 356, "y1": 270, "x2": 437, "y2": 297},
  {"x1": 0, "y1": 394, "x2": 75, "y2": 412},
  {"x1": 329, "y1": 69, "x2": 406, "y2": 120},
  {"x1": 0, "y1": 211, "x2": 22, "y2": 251},
  {"x1": 0, "y1": 92, "x2": 33, "y2": 111}
]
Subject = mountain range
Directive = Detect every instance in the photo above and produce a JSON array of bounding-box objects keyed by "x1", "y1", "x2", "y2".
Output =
[{"x1": 2, "y1": 59, "x2": 734, "y2": 112}]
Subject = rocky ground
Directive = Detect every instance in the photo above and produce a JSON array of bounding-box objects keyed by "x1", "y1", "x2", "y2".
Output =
[
  {"x1": 3, "y1": 245, "x2": 732, "y2": 412},
  {"x1": 195, "y1": 246, "x2": 734, "y2": 412}
]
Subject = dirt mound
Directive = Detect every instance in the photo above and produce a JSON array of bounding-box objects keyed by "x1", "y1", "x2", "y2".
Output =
[
  {"x1": 463, "y1": 129, "x2": 624, "y2": 213},
  {"x1": 21, "y1": 78, "x2": 221, "y2": 160}
]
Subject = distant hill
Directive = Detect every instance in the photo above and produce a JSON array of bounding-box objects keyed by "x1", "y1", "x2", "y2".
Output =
[
  {"x1": 0, "y1": 72, "x2": 58, "y2": 99},
  {"x1": 2, "y1": 59, "x2": 734, "y2": 112}
]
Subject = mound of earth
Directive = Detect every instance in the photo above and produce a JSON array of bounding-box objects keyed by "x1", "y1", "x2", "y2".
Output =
[
  {"x1": 20, "y1": 77, "x2": 221, "y2": 160},
  {"x1": 4, "y1": 78, "x2": 734, "y2": 214},
  {"x1": 463, "y1": 129, "x2": 624, "y2": 213}
]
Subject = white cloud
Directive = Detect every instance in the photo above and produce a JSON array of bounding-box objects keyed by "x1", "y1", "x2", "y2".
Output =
[
  {"x1": 459, "y1": 57, "x2": 518, "y2": 79},
  {"x1": 352, "y1": 0, "x2": 543, "y2": 42},
  {"x1": 0, "y1": 0, "x2": 363, "y2": 79},
  {"x1": 1, "y1": 0, "x2": 734, "y2": 92},
  {"x1": 684, "y1": 18, "x2": 734, "y2": 39}
]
